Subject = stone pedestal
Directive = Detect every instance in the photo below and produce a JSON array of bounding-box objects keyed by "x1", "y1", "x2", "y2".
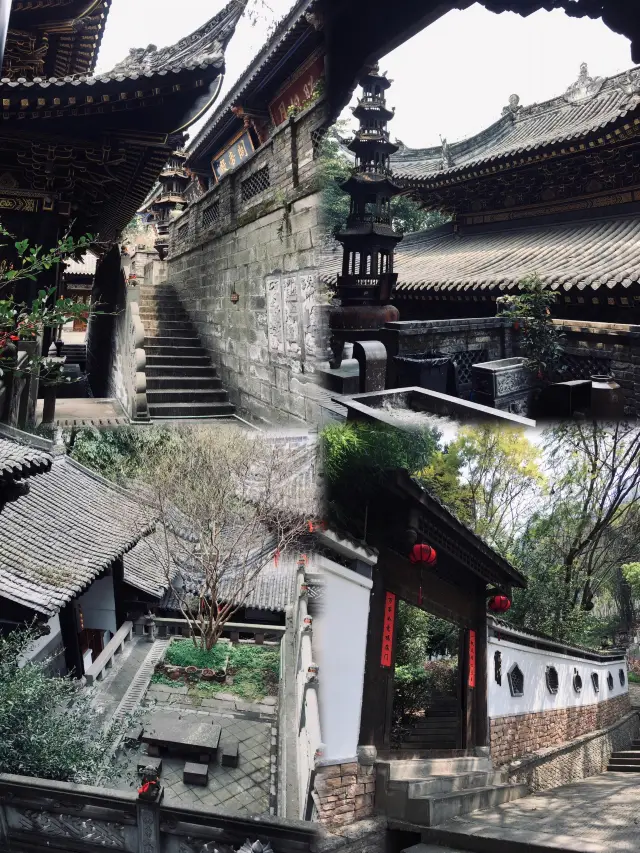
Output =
[{"x1": 472, "y1": 357, "x2": 536, "y2": 416}]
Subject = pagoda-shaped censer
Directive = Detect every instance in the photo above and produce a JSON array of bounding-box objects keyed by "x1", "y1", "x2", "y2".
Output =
[{"x1": 329, "y1": 64, "x2": 403, "y2": 368}]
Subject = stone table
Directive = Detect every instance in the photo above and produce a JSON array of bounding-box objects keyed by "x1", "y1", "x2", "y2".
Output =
[{"x1": 142, "y1": 712, "x2": 221, "y2": 761}]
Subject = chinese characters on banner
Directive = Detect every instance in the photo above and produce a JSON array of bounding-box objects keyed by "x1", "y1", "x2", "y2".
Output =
[
  {"x1": 269, "y1": 53, "x2": 325, "y2": 127},
  {"x1": 380, "y1": 592, "x2": 396, "y2": 667},
  {"x1": 212, "y1": 131, "x2": 255, "y2": 181},
  {"x1": 468, "y1": 629, "x2": 476, "y2": 688}
]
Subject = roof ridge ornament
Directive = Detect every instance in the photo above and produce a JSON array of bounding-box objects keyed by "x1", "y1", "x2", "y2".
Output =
[
  {"x1": 440, "y1": 135, "x2": 453, "y2": 168},
  {"x1": 502, "y1": 93, "x2": 522, "y2": 118},
  {"x1": 563, "y1": 62, "x2": 605, "y2": 105},
  {"x1": 105, "y1": 0, "x2": 247, "y2": 76},
  {"x1": 618, "y1": 67, "x2": 640, "y2": 101}
]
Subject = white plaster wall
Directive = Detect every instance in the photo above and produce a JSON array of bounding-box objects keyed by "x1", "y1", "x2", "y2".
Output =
[
  {"x1": 18, "y1": 614, "x2": 61, "y2": 667},
  {"x1": 314, "y1": 556, "x2": 373, "y2": 764},
  {"x1": 488, "y1": 635, "x2": 628, "y2": 718},
  {"x1": 76, "y1": 574, "x2": 117, "y2": 636}
]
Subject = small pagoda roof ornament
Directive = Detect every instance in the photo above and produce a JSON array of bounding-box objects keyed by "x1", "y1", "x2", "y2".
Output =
[
  {"x1": 618, "y1": 67, "x2": 640, "y2": 100},
  {"x1": 502, "y1": 93, "x2": 522, "y2": 118},
  {"x1": 440, "y1": 135, "x2": 453, "y2": 168},
  {"x1": 563, "y1": 62, "x2": 605, "y2": 105}
]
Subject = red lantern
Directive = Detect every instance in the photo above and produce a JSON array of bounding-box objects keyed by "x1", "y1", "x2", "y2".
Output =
[
  {"x1": 409, "y1": 543, "x2": 437, "y2": 565},
  {"x1": 488, "y1": 594, "x2": 511, "y2": 613}
]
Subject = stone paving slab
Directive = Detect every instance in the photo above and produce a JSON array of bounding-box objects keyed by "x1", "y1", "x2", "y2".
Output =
[
  {"x1": 115, "y1": 706, "x2": 274, "y2": 814},
  {"x1": 426, "y1": 772, "x2": 640, "y2": 852}
]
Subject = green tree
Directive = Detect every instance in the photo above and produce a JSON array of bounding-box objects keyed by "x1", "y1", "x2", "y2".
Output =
[
  {"x1": 497, "y1": 273, "x2": 565, "y2": 380},
  {"x1": 0, "y1": 624, "x2": 125, "y2": 783},
  {"x1": 418, "y1": 425, "x2": 544, "y2": 553},
  {"x1": 318, "y1": 126, "x2": 449, "y2": 237},
  {"x1": 321, "y1": 421, "x2": 440, "y2": 537}
]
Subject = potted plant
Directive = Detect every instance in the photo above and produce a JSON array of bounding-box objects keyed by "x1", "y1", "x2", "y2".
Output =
[{"x1": 201, "y1": 668, "x2": 215, "y2": 682}]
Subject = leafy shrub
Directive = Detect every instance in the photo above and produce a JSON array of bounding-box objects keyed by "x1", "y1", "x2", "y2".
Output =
[
  {"x1": 165, "y1": 639, "x2": 229, "y2": 670},
  {"x1": 68, "y1": 426, "x2": 177, "y2": 483},
  {"x1": 0, "y1": 624, "x2": 124, "y2": 783},
  {"x1": 394, "y1": 660, "x2": 458, "y2": 722}
]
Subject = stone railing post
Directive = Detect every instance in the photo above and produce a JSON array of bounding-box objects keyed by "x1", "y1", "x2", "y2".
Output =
[
  {"x1": 136, "y1": 792, "x2": 162, "y2": 853},
  {"x1": 130, "y1": 299, "x2": 149, "y2": 421}
]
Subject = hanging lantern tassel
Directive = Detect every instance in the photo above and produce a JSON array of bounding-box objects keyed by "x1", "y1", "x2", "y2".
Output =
[
  {"x1": 409, "y1": 543, "x2": 437, "y2": 566},
  {"x1": 488, "y1": 594, "x2": 512, "y2": 613},
  {"x1": 418, "y1": 584, "x2": 423, "y2": 607},
  {"x1": 274, "y1": 549, "x2": 281, "y2": 568}
]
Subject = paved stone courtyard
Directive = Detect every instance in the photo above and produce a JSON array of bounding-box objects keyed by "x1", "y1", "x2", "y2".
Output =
[
  {"x1": 89, "y1": 638, "x2": 278, "y2": 815},
  {"x1": 428, "y1": 772, "x2": 640, "y2": 851}
]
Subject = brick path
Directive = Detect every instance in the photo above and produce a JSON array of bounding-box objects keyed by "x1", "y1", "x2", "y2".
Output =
[{"x1": 426, "y1": 772, "x2": 640, "y2": 851}]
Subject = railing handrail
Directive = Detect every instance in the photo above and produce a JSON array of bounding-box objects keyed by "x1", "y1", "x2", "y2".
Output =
[{"x1": 84, "y1": 620, "x2": 133, "y2": 685}]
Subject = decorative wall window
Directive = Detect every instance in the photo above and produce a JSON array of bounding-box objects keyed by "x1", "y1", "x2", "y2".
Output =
[
  {"x1": 177, "y1": 222, "x2": 188, "y2": 241},
  {"x1": 241, "y1": 165, "x2": 271, "y2": 202},
  {"x1": 591, "y1": 672, "x2": 600, "y2": 693},
  {"x1": 202, "y1": 199, "x2": 221, "y2": 228},
  {"x1": 607, "y1": 672, "x2": 614, "y2": 691},
  {"x1": 453, "y1": 350, "x2": 489, "y2": 386},
  {"x1": 507, "y1": 663, "x2": 524, "y2": 697},
  {"x1": 573, "y1": 668, "x2": 583, "y2": 694},
  {"x1": 545, "y1": 665, "x2": 559, "y2": 695},
  {"x1": 494, "y1": 650, "x2": 502, "y2": 685},
  {"x1": 619, "y1": 668, "x2": 626, "y2": 687}
]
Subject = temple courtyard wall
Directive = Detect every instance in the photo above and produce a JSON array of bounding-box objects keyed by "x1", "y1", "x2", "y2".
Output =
[{"x1": 161, "y1": 102, "x2": 326, "y2": 425}]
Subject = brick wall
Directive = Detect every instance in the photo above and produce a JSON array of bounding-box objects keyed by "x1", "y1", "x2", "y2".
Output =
[
  {"x1": 314, "y1": 761, "x2": 376, "y2": 829},
  {"x1": 490, "y1": 693, "x2": 631, "y2": 765},
  {"x1": 553, "y1": 320, "x2": 640, "y2": 416},
  {"x1": 165, "y1": 102, "x2": 326, "y2": 425},
  {"x1": 504, "y1": 710, "x2": 640, "y2": 793}
]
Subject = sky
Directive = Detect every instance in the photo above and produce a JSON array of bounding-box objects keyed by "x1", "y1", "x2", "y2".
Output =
[
  {"x1": 339, "y1": 3, "x2": 634, "y2": 148},
  {"x1": 95, "y1": 0, "x2": 295, "y2": 139},
  {"x1": 95, "y1": 1, "x2": 634, "y2": 147}
]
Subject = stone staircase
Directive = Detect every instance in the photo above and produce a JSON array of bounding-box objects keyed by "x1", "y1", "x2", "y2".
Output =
[
  {"x1": 607, "y1": 739, "x2": 640, "y2": 771},
  {"x1": 376, "y1": 756, "x2": 528, "y2": 827},
  {"x1": 138, "y1": 284, "x2": 234, "y2": 420},
  {"x1": 399, "y1": 699, "x2": 461, "y2": 750}
]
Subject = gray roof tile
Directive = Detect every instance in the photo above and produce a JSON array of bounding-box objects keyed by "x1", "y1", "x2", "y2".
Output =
[
  {"x1": 0, "y1": 438, "x2": 52, "y2": 483},
  {"x1": 391, "y1": 65, "x2": 640, "y2": 182},
  {"x1": 321, "y1": 215, "x2": 640, "y2": 293},
  {"x1": 0, "y1": 452, "x2": 154, "y2": 616}
]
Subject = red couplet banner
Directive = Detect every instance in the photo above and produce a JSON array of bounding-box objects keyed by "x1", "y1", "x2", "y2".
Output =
[
  {"x1": 380, "y1": 592, "x2": 396, "y2": 667},
  {"x1": 468, "y1": 629, "x2": 476, "y2": 688}
]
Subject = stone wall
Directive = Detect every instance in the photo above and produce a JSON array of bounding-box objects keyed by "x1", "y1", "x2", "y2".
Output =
[
  {"x1": 503, "y1": 710, "x2": 639, "y2": 792},
  {"x1": 317, "y1": 817, "x2": 388, "y2": 853},
  {"x1": 553, "y1": 319, "x2": 640, "y2": 416},
  {"x1": 166, "y1": 101, "x2": 326, "y2": 425},
  {"x1": 383, "y1": 318, "x2": 512, "y2": 393},
  {"x1": 490, "y1": 693, "x2": 631, "y2": 765},
  {"x1": 314, "y1": 760, "x2": 376, "y2": 829}
]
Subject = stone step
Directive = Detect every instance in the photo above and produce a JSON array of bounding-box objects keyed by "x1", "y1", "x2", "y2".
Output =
[
  {"x1": 403, "y1": 846, "x2": 468, "y2": 853},
  {"x1": 146, "y1": 389, "x2": 229, "y2": 404},
  {"x1": 148, "y1": 401, "x2": 236, "y2": 418},
  {"x1": 145, "y1": 364, "x2": 217, "y2": 378},
  {"x1": 404, "y1": 783, "x2": 529, "y2": 827},
  {"x1": 144, "y1": 336, "x2": 202, "y2": 347},
  {"x1": 146, "y1": 354, "x2": 211, "y2": 367},
  {"x1": 607, "y1": 756, "x2": 640, "y2": 765},
  {"x1": 609, "y1": 750, "x2": 640, "y2": 759},
  {"x1": 385, "y1": 758, "x2": 493, "y2": 780},
  {"x1": 141, "y1": 323, "x2": 196, "y2": 333},
  {"x1": 606, "y1": 762, "x2": 640, "y2": 771},
  {"x1": 398, "y1": 772, "x2": 505, "y2": 799},
  {"x1": 145, "y1": 345, "x2": 207, "y2": 358},
  {"x1": 400, "y1": 742, "x2": 459, "y2": 751},
  {"x1": 146, "y1": 376, "x2": 222, "y2": 390}
]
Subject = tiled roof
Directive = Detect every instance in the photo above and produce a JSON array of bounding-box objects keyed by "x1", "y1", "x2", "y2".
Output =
[
  {"x1": 124, "y1": 526, "x2": 297, "y2": 613},
  {"x1": 0, "y1": 438, "x2": 52, "y2": 484},
  {"x1": 392, "y1": 65, "x2": 640, "y2": 183},
  {"x1": 0, "y1": 454, "x2": 155, "y2": 616},
  {"x1": 188, "y1": 0, "x2": 319, "y2": 159},
  {"x1": 320, "y1": 215, "x2": 640, "y2": 293},
  {"x1": 64, "y1": 253, "x2": 97, "y2": 277}
]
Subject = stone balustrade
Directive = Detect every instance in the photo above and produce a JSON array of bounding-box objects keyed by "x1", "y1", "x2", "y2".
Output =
[
  {"x1": 84, "y1": 620, "x2": 134, "y2": 686},
  {"x1": 133, "y1": 615, "x2": 286, "y2": 645},
  {"x1": 0, "y1": 771, "x2": 317, "y2": 853}
]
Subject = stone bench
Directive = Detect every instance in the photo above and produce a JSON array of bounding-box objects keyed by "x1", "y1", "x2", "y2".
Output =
[
  {"x1": 84, "y1": 621, "x2": 133, "y2": 685},
  {"x1": 221, "y1": 741, "x2": 239, "y2": 768},
  {"x1": 183, "y1": 761, "x2": 209, "y2": 786}
]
